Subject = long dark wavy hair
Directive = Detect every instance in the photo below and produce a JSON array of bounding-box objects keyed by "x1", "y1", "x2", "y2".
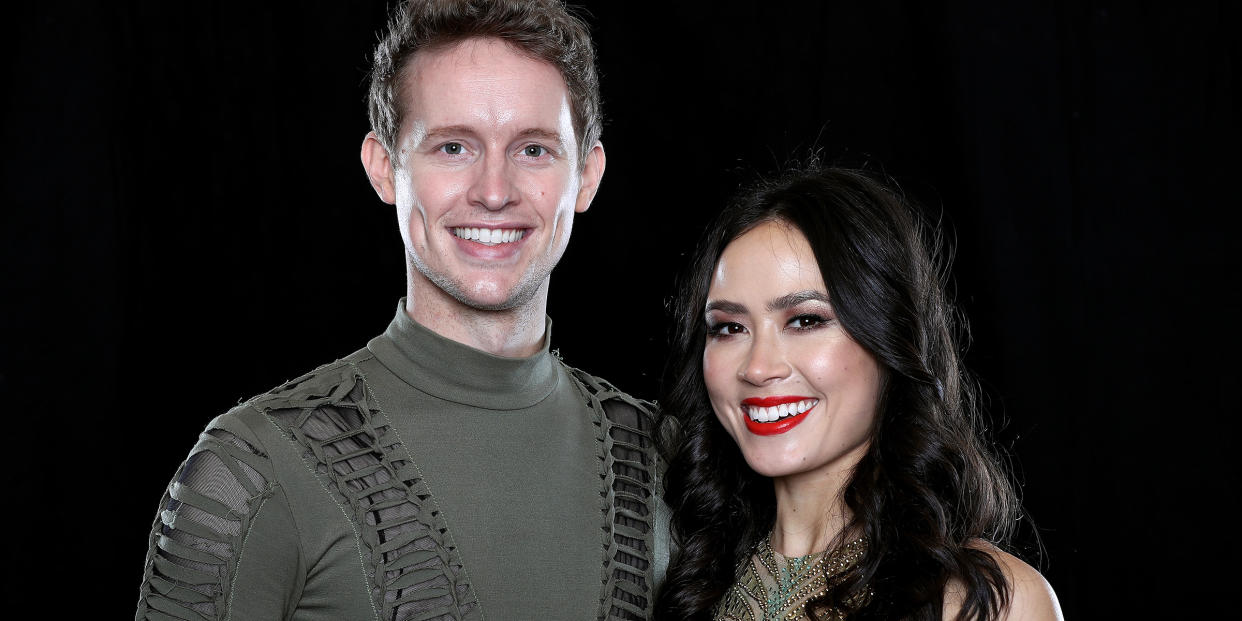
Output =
[{"x1": 655, "y1": 165, "x2": 1020, "y2": 620}]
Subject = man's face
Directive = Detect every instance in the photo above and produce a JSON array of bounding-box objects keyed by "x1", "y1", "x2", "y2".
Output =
[{"x1": 368, "y1": 37, "x2": 604, "y2": 312}]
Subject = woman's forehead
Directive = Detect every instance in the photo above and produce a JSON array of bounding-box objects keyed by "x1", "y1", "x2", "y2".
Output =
[{"x1": 708, "y1": 221, "x2": 826, "y2": 301}]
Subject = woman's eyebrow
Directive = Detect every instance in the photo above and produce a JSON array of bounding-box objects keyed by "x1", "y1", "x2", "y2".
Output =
[
  {"x1": 767, "y1": 290, "x2": 830, "y2": 312},
  {"x1": 704, "y1": 300, "x2": 747, "y2": 315}
]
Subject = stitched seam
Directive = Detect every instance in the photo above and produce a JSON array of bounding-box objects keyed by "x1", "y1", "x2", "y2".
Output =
[
  {"x1": 350, "y1": 360, "x2": 485, "y2": 621},
  {"x1": 224, "y1": 489, "x2": 272, "y2": 621},
  {"x1": 567, "y1": 363, "x2": 660, "y2": 620},
  {"x1": 561, "y1": 362, "x2": 614, "y2": 621},
  {"x1": 240, "y1": 404, "x2": 310, "y2": 594},
  {"x1": 263, "y1": 412, "x2": 382, "y2": 621},
  {"x1": 272, "y1": 476, "x2": 308, "y2": 607}
]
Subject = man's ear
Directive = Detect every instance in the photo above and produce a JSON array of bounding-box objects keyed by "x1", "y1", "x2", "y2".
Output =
[
  {"x1": 361, "y1": 131, "x2": 397, "y2": 205},
  {"x1": 574, "y1": 141, "x2": 606, "y2": 214}
]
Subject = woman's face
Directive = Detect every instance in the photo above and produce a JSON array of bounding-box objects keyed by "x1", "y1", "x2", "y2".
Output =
[{"x1": 703, "y1": 220, "x2": 884, "y2": 480}]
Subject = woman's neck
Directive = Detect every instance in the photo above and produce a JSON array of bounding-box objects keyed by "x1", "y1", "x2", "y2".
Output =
[{"x1": 769, "y1": 462, "x2": 857, "y2": 558}]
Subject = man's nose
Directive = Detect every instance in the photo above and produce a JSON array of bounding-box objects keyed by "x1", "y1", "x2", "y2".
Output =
[
  {"x1": 466, "y1": 153, "x2": 517, "y2": 211},
  {"x1": 737, "y1": 331, "x2": 791, "y2": 386}
]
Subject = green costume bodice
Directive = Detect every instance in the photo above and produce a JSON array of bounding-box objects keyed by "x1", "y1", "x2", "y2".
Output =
[{"x1": 135, "y1": 302, "x2": 667, "y2": 620}]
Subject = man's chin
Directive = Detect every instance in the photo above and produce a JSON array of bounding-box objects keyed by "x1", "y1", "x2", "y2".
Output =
[
  {"x1": 456, "y1": 294, "x2": 520, "y2": 312},
  {"x1": 410, "y1": 256, "x2": 549, "y2": 312},
  {"x1": 447, "y1": 279, "x2": 545, "y2": 313}
]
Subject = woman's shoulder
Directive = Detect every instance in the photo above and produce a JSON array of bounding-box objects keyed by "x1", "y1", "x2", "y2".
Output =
[{"x1": 943, "y1": 540, "x2": 1065, "y2": 621}]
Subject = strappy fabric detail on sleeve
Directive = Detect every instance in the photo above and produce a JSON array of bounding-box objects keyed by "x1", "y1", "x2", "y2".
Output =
[
  {"x1": 136, "y1": 427, "x2": 273, "y2": 620},
  {"x1": 566, "y1": 366, "x2": 660, "y2": 621},
  {"x1": 254, "y1": 361, "x2": 481, "y2": 621}
]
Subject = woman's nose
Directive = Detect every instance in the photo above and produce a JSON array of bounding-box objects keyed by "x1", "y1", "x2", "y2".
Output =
[{"x1": 737, "y1": 332, "x2": 791, "y2": 385}]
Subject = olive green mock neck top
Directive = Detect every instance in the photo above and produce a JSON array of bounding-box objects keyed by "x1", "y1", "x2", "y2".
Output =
[
  {"x1": 368, "y1": 305, "x2": 560, "y2": 409},
  {"x1": 136, "y1": 301, "x2": 665, "y2": 620}
]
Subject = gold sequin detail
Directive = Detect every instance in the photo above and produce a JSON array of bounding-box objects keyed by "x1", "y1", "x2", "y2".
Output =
[{"x1": 713, "y1": 536, "x2": 868, "y2": 621}]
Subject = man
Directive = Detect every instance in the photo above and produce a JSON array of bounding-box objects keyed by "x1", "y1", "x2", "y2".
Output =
[{"x1": 135, "y1": 1, "x2": 666, "y2": 619}]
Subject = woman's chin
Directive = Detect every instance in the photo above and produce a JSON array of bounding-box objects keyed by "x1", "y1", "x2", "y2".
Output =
[{"x1": 741, "y1": 452, "x2": 807, "y2": 479}]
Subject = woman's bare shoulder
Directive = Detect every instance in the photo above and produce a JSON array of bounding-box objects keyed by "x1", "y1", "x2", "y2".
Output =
[
  {"x1": 987, "y1": 543, "x2": 1064, "y2": 620},
  {"x1": 943, "y1": 541, "x2": 1065, "y2": 621}
]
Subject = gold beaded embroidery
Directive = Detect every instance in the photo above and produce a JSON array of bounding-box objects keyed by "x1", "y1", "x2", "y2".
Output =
[{"x1": 713, "y1": 535, "x2": 868, "y2": 621}]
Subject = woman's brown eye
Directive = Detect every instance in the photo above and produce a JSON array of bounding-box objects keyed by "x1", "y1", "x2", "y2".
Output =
[{"x1": 791, "y1": 315, "x2": 826, "y2": 329}]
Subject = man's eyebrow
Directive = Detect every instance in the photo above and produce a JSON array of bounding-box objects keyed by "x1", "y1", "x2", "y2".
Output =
[
  {"x1": 704, "y1": 300, "x2": 747, "y2": 315},
  {"x1": 514, "y1": 128, "x2": 568, "y2": 149},
  {"x1": 420, "y1": 126, "x2": 567, "y2": 149},
  {"x1": 422, "y1": 125, "x2": 478, "y2": 142},
  {"x1": 767, "y1": 290, "x2": 830, "y2": 312}
]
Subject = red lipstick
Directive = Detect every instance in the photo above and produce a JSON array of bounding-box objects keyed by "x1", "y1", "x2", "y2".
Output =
[
  {"x1": 741, "y1": 396, "x2": 816, "y2": 436},
  {"x1": 742, "y1": 396, "x2": 808, "y2": 407}
]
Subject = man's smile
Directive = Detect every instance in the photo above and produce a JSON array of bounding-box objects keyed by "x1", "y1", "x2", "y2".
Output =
[{"x1": 452, "y1": 226, "x2": 528, "y2": 245}]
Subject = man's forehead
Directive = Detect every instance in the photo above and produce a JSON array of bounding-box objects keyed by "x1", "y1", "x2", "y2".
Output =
[
  {"x1": 417, "y1": 37, "x2": 553, "y2": 69},
  {"x1": 404, "y1": 37, "x2": 568, "y2": 102},
  {"x1": 398, "y1": 37, "x2": 575, "y2": 144}
]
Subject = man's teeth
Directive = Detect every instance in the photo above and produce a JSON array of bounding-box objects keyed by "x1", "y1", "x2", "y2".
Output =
[
  {"x1": 744, "y1": 399, "x2": 818, "y2": 423},
  {"x1": 453, "y1": 227, "x2": 525, "y2": 245}
]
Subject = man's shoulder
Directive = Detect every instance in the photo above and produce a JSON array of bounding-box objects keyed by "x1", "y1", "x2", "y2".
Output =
[
  {"x1": 206, "y1": 348, "x2": 373, "y2": 437},
  {"x1": 558, "y1": 361, "x2": 656, "y2": 411},
  {"x1": 559, "y1": 362, "x2": 658, "y2": 427},
  {"x1": 236, "y1": 348, "x2": 372, "y2": 414}
]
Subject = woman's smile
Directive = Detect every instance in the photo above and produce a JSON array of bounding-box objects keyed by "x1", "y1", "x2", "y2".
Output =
[{"x1": 740, "y1": 396, "x2": 818, "y2": 435}]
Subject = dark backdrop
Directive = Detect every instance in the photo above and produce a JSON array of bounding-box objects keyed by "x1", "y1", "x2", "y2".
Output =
[{"x1": 3, "y1": 1, "x2": 1238, "y2": 617}]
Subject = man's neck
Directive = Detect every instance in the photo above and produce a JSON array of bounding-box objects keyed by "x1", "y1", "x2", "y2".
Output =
[{"x1": 404, "y1": 282, "x2": 549, "y2": 359}]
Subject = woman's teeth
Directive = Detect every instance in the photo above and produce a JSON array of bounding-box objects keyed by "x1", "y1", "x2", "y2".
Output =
[
  {"x1": 453, "y1": 227, "x2": 525, "y2": 245},
  {"x1": 744, "y1": 399, "x2": 817, "y2": 423}
]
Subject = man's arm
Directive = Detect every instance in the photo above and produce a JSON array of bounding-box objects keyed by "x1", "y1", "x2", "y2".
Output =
[{"x1": 136, "y1": 418, "x2": 302, "y2": 620}]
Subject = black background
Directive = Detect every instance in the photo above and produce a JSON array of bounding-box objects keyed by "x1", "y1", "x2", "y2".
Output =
[{"x1": 3, "y1": 1, "x2": 1238, "y2": 617}]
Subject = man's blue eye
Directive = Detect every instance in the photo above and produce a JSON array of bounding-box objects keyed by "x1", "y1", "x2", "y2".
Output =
[
  {"x1": 442, "y1": 143, "x2": 463, "y2": 154},
  {"x1": 524, "y1": 145, "x2": 546, "y2": 157}
]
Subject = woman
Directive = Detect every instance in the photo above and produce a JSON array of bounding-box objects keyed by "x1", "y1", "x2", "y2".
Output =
[{"x1": 655, "y1": 166, "x2": 1062, "y2": 620}]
